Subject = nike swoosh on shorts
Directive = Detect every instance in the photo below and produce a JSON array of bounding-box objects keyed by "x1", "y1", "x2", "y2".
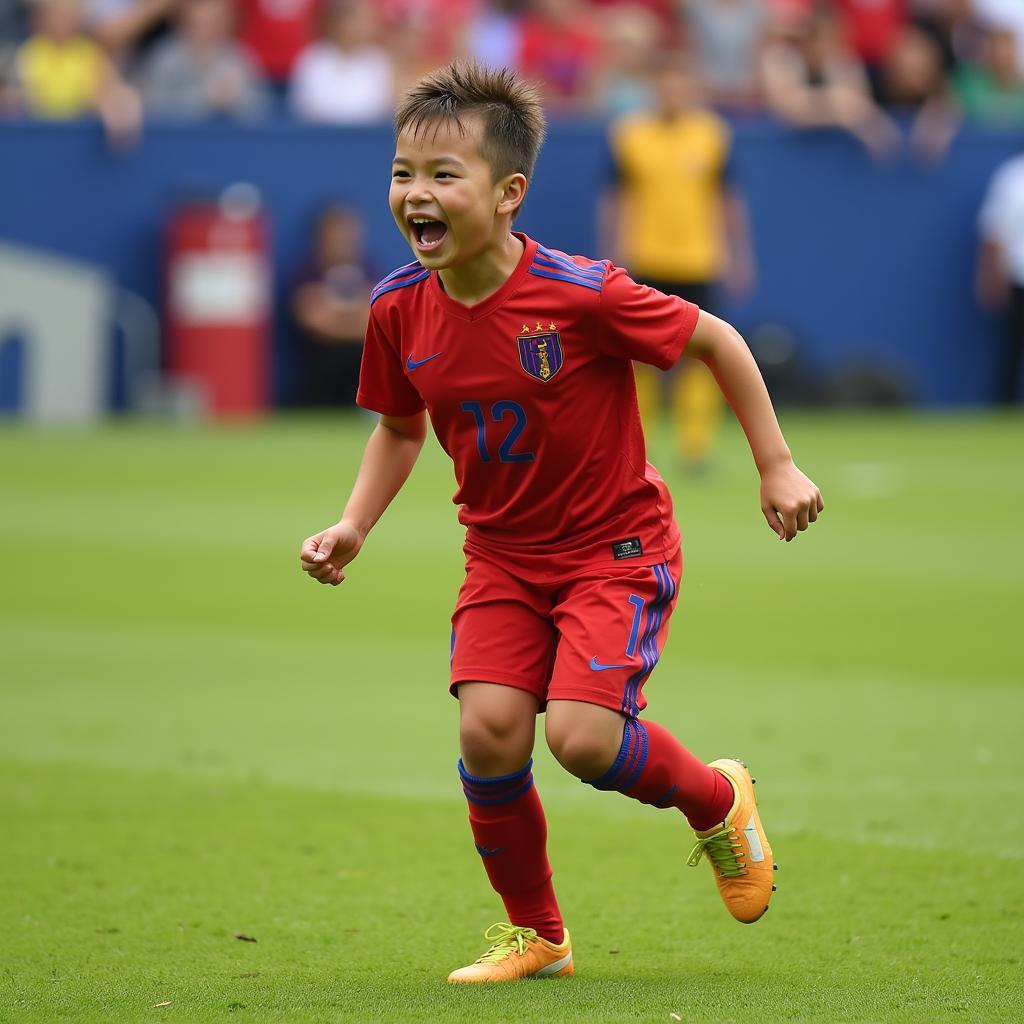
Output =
[{"x1": 589, "y1": 656, "x2": 631, "y2": 671}]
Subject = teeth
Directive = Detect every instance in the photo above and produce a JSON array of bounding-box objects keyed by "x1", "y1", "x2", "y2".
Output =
[{"x1": 411, "y1": 218, "x2": 437, "y2": 224}]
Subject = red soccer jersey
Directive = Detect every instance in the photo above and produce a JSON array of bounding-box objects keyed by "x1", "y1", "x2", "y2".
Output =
[{"x1": 356, "y1": 233, "x2": 700, "y2": 582}]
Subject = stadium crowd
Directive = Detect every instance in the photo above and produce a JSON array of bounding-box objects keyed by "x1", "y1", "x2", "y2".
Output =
[{"x1": 2, "y1": 0, "x2": 1024, "y2": 146}]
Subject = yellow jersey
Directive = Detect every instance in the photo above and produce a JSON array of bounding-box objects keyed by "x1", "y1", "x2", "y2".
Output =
[
  {"x1": 18, "y1": 36, "x2": 104, "y2": 118},
  {"x1": 611, "y1": 108, "x2": 732, "y2": 282}
]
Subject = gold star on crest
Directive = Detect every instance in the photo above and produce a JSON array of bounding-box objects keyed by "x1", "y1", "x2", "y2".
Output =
[
  {"x1": 534, "y1": 322, "x2": 544, "y2": 332},
  {"x1": 548, "y1": 322, "x2": 557, "y2": 331},
  {"x1": 521, "y1": 323, "x2": 530, "y2": 333}
]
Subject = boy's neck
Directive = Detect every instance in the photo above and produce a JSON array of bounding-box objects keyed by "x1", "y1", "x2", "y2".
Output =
[{"x1": 438, "y1": 231, "x2": 524, "y2": 308}]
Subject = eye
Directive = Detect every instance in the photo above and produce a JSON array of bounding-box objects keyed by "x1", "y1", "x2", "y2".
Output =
[
  {"x1": 392, "y1": 170, "x2": 410, "y2": 179},
  {"x1": 435, "y1": 172, "x2": 456, "y2": 179}
]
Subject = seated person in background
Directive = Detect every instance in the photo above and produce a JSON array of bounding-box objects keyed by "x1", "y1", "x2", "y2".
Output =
[
  {"x1": 519, "y1": 0, "x2": 601, "y2": 112},
  {"x1": 589, "y1": 4, "x2": 659, "y2": 117},
  {"x1": 292, "y1": 204, "x2": 374, "y2": 408},
  {"x1": 290, "y1": 0, "x2": 393, "y2": 123},
  {"x1": 685, "y1": 0, "x2": 766, "y2": 111},
  {"x1": 16, "y1": 0, "x2": 141, "y2": 142},
  {"x1": 137, "y1": 0, "x2": 268, "y2": 119},
  {"x1": 955, "y1": 24, "x2": 1024, "y2": 125},
  {"x1": 760, "y1": 4, "x2": 900, "y2": 158},
  {"x1": 238, "y1": 0, "x2": 322, "y2": 95},
  {"x1": 83, "y1": 0, "x2": 177, "y2": 67},
  {"x1": 880, "y1": 23, "x2": 958, "y2": 160}
]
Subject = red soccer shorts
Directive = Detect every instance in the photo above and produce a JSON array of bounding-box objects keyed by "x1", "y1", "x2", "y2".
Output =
[{"x1": 449, "y1": 548, "x2": 683, "y2": 716}]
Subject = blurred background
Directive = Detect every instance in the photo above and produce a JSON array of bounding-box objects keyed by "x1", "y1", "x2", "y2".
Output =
[{"x1": 3, "y1": 0, "x2": 1024, "y2": 418}]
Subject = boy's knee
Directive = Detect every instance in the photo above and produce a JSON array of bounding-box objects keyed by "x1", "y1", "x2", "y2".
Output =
[
  {"x1": 545, "y1": 703, "x2": 625, "y2": 780},
  {"x1": 458, "y1": 685, "x2": 536, "y2": 775}
]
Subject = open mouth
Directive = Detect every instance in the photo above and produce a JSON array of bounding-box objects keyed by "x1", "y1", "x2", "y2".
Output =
[{"x1": 408, "y1": 215, "x2": 448, "y2": 253}]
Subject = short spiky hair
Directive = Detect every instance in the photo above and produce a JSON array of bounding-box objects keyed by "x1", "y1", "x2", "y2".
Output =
[{"x1": 393, "y1": 61, "x2": 547, "y2": 183}]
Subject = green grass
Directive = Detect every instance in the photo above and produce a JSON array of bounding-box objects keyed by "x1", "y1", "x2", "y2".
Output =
[{"x1": 1, "y1": 412, "x2": 1022, "y2": 1023}]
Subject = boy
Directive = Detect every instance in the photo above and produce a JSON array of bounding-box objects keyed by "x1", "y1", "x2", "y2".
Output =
[{"x1": 300, "y1": 61, "x2": 823, "y2": 983}]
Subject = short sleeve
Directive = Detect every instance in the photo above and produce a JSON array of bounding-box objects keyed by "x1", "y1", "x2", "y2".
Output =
[
  {"x1": 355, "y1": 310, "x2": 426, "y2": 417},
  {"x1": 598, "y1": 264, "x2": 701, "y2": 371}
]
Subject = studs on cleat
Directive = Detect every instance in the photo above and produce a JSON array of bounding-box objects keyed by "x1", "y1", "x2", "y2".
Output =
[
  {"x1": 773, "y1": 864, "x2": 778, "y2": 871},
  {"x1": 751, "y1": 778, "x2": 757, "y2": 785},
  {"x1": 772, "y1": 884, "x2": 777, "y2": 891}
]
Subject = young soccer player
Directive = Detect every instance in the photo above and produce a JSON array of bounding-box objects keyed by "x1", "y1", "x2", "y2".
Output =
[{"x1": 300, "y1": 61, "x2": 823, "y2": 983}]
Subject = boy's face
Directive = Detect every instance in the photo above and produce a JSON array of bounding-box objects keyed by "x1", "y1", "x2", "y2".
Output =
[{"x1": 390, "y1": 116, "x2": 517, "y2": 270}]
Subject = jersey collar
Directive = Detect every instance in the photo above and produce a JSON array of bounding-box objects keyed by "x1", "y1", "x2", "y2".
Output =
[{"x1": 431, "y1": 232, "x2": 538, "y2": 321}]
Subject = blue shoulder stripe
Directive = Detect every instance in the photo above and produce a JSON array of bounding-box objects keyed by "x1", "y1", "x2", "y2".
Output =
[
  {"x1": 370, "y1": 269, "x2": 430, "y2": 304},
  {"x1": 536, "y1": 244, "x2": 605, "y2": 275},
  {"x1": 528, "y1": 266, "x2": 603, "y2": 293},
  {"x1": 533, "y1": 254, "x2": 604, "y2": 283},
  {"x1": 373, "y1": 260, "x2": 424, "y2": 291}
]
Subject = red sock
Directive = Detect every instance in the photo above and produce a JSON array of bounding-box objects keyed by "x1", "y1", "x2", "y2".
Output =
[
  {"x1": 585, "y1": 718, "x2": 734, "y2": 831},
  {"x1": 459, "y1": 759, "x2": 564, "y2": 943}
]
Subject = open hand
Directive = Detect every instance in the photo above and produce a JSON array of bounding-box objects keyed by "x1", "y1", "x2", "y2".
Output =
[
  {"x1": 299, "y1": 520, "x2": 364, "y2": 585},
  {"x1": 760, "y1": 460, "x2": 823, "y2": 542}
]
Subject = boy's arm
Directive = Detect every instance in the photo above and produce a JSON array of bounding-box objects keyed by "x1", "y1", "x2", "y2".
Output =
[
  {"x1": 300, "y1": 411, "x2": 427, "y2": 585},
  {"x1": 686, "y1": 310, "x2": 823, "y2": 542}
]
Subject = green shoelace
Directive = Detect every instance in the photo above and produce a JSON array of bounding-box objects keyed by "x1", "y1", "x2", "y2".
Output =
[
  {"x1": 687, "y1": 826, "x2": 746, "y2": 878},
  {"x1": 475, "y1": 923, "x2": 539, "y2": 964}
]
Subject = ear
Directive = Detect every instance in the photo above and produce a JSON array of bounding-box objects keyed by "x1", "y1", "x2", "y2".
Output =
[{"x1": 496, "y1": 173, "x2": 528, "y2": 218}]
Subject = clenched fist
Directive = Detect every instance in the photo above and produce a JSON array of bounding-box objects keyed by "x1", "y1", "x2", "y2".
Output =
[{"x1": 299, "y1": 520, "x2": 364, "y2": 585}]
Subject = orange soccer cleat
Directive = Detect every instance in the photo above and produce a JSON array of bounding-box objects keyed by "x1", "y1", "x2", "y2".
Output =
[
  {"x1": 687, "y1": 758, "x2": 777, "y2": 923},
  {"x1": 447, "y1": 923, "x2": 573, "y2": 983}
]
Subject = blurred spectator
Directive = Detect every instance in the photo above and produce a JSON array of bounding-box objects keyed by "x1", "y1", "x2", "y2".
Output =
[
  {"x1": 603, "y1": 52, "x2": 755, "y2": 469},
  {"x1": 955, "y1": 24, "x2": 1024, "y2": 123},
  {"x1": 910, "y1": 0, "x2": 966, "y2": 76},
  {"x1": 138, "y1": 0, "x2": 269, "y2": 119},
  {"x1": 684, "y1": 0, "x2": 765, "y2": 111},
  {"x1": 290, "y1": 0, "x2": 393, "y2": 123},
  {"x1": 519, "y1": 0, "x2": 601, "y2": 110},
  {"x1": 760, "y1": 5, "x2": 901, "y2": 158},
  {"x1": 977, "y1": 152, "x2": 1024, "y2": 404},
  {"x1": 83, "y1": 0, "x2": 176, "y2": 65},
  {"x1": 881, "y1": 24, "x2": 958, "y2": 159},
  {"x1": 1, "y1": 0, "x2": 28, "y2": 43},
  {"x1": 379, "y1": 0, "x2": 478, "y2": 71},
  {"x1": 972, "y1": 0, "x2": 1024, "y2": 74},
  {"x1": 1, "y1": 0, "x2": 29, "y2": 110},
  {"x1": 685, "y1": 0, "x2": 766, "y2": 110},
  {"x1": 15, "y1": 0, "x2": 141, "y2": 142},
  {"x1": 834, "y1": 0, "x2": 909, "y2": 99},
  {"x1": 238, "y1": 0, "x2": 321, "y2": 92},
  {"x1": 292, "y1": 203, "x2": 374, "y2": 407},
  {"x1": 465, "y1": 0, "x2": 526, "y2": 70},
  {"x1": 590, "y1": 0, "x2": 676, "y2": 34},
  {"x1": 591, "y1": 3, "x2": 658, "y2": 116}
]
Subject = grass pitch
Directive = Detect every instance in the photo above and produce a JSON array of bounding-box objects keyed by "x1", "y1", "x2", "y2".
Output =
[{"x1": 1, "y1": 412, "x2": 1022, "y2": 1023}]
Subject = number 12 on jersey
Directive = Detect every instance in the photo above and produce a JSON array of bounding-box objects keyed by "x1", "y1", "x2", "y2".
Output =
[{"x1": 460, "y1": 400, "x2": 535, "y2": 464}]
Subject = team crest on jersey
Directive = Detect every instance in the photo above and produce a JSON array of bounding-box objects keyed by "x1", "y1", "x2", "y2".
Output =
[{"x1": 517, "y1": 322, "x2": 563, "y2": 383}]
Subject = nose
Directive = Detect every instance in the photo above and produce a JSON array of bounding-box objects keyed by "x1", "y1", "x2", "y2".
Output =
[{"x1": 406, "y1": 184, "x2": 434, "y2": 206}]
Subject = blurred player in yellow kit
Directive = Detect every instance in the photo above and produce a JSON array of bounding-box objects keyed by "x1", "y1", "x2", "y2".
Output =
[{"x1": 604, "y1": 52, "x2": 755, "y2": 471}]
